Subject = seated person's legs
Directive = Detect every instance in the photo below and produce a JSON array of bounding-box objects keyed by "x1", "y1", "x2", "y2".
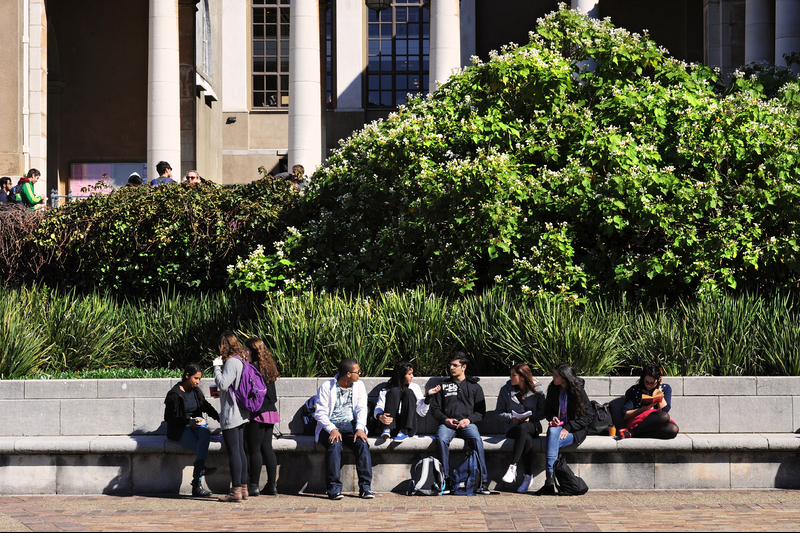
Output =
[
  {"x1": 396, "y1": 387, "x2": 419, "y2": 436},
  {"x1": 319, "y1": 428, "x2": 345, "y2": 496},
  {"x1": 435, "y1": 424, "x2": 457, "y2": 478},
  {"x1": 341, "y1": 430, "x2": 373, "y2": 493},
  {"x1": 631, "y1": 410, "x2": 671, "y2": 437},
  {"x1": 545, "y1": 425, "x2": 574, "y2": 473},
  {"x1": 637, "y1": 420, "x2": 679, "y2": 440},
  {"x1": 380, "y1": 387, "x2": 402, "y2": 433}
]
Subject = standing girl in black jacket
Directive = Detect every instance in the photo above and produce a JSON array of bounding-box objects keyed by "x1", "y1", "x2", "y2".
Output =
[
  {"x1": 244, "y1": 337, "x2": 281, "y2": 497},
  {"x1": 163, "y1": 362, "x2": 220, "y2": 497},
  {"x1": 536, "y1": 362, "x2": 594, "y2": 495}
]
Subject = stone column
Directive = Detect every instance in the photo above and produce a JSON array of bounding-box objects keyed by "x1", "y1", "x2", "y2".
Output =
[
  {"x1": 776, "y1": 0, "x2": 800, "y2": 70},
  {"x1": 572, "y1": 0, "x2": 600, "y2": 18},
  {"x1": 745, "y1": 0, "x2": 775, "y2": 63},
  {"x1": 429, "y1": 0, "x2": 461, "y2": 94},
  {"x1": 148, "y1": 0, "x2": 182, "y2": 181},
  {"x1": 288, "y1": 0, "x2": 322, "y2": 171},
  {"x1": 335, "y1": 0, "x2": 362, "y2": 111}
]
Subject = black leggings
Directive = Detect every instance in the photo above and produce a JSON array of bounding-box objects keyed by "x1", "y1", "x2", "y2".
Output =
[
  {"x1": 245, "y1": 421, "x2": 277, "y2": 486},
  {"x1": 222, "y1": 424, "x2": 248, "y2": 487},
  {"x1": 505, "y1": 422, "x2": 541, "y2": 475},
  {"x1": 380, "y1": 387, "x2": 418, "y2": 437},
  {"x1": 631, "y1": 410, "x2": 679, "y2": 439}
]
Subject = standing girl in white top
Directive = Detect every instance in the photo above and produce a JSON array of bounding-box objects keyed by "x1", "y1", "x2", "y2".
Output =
[
  {"x1": 374, "y1": 361, "x2": 440, "y2": 441},
  {"x1": 213, "y1": 331, "x2": 250, "y2": 502}
]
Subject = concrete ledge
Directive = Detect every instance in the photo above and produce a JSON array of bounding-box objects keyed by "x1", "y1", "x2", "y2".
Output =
[{"x1": 1, "y1": 434, "x2": 799, "y2": 494}]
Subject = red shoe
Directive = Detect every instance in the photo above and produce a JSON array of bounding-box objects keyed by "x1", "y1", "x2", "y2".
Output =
[{"x1": 617, "y1": 429, "x2": 632, "y2": 439}]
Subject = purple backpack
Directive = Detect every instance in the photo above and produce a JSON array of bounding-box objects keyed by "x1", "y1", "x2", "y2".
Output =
[{"x1": 232, "y1": 356, "x2": 269, "y2": 413}]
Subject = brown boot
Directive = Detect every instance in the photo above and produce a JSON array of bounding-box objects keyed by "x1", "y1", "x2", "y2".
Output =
[
  {"x1": 241, "y1": 484, "x2": 249, "y2": 500},
  {"x1": 218, "y1": 486, "x2": 243, "y2": 502}
]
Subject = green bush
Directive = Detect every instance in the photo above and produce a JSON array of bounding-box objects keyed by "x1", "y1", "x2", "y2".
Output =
[
  {"x1": 20, "y1": 174, "x2": 298, "y2": 295},
  {"x1": 266, "y1": 6, "x2": 800, "y2": 300}
]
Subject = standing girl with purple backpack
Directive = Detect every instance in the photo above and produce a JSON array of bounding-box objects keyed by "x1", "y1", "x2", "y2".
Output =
[
  {"x1": 213, "y1": 331, "x2": 250, "y2": 502},
  {"x1": 244, "y1": 337, "x2": 281, "y2": 496}
]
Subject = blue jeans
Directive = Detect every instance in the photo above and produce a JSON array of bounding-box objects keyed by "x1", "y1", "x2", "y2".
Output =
[
  {"x1": 318, "y1": 429, "x2": 373, "y2": 496},
  {"x1": 435, "y1": 423, "x2": 488, "y2": 488},
  {"x1": 177, "y1": 426, "x2": 211, "y2": 463},
  {"x1": 545, "y1": 425, "x2": 575, "y2": 472}
]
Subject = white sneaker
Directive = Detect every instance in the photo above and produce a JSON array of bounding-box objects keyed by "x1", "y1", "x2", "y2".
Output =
[
  {"x1": 502, "y1": 463, "x2": 517, "y2": 484},
  {"x1": 517, "y1": 474, "x2": 533, "y2": 493}
]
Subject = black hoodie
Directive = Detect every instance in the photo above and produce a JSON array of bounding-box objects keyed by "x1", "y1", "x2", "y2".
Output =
[
  {"x1": 430, "y1": 376, "x2": 486, "y2": 425},
  {"x1": 543, "y1": 377, "x2": 595, "y2": 445}
]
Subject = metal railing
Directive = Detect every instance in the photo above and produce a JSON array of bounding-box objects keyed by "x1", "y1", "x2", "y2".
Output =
[{"x1": 49, "y1": 189, "x2": 91, "y2": 208}]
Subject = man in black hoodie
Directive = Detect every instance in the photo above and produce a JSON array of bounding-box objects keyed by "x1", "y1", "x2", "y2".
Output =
[{"x1": 430, "y1": 353, "x2": 490, "y2": 494}]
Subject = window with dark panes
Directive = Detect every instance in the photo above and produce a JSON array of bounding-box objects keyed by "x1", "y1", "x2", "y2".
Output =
[
  {"x1": 367, "y1": 0, "x2": 429, "y2": 108},
  {"x1": 252, "y1": 0, "x2": 290, "y2": 108},
  {"x1": 325, "y1": 5, "x2": 334, "y2": 108}
]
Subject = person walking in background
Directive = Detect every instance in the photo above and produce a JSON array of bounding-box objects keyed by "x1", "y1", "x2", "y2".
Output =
[
  {"x1": 213, "y1": 331, "x2": 250, "y2": 502},
  {"x1": 163, "y1": 363, "x2": 219, "y2": 497},
  {"x1": 619, "y1": 364, "x2": 679, "y2": 440},
  {"x1": 313, "y1": 358, "x2": 374, "y2": 500},
  {"x1": 536, "y1": 362, "x2": 594, "y2": 495},
  {"x1": 430, "y1": 353, "x2": 491, "y2": 495},
  {"x1": 15, "y1": 169, "x2": 44, "y2": 209},
  {"x1": 496, "y1": 363, "x2": 546, "y2": 493},
  {"x1": 0, "y1": 177, "x2": 13, "y2": 204},
  {"x1": 374, "y1": 361, "x2": 439, "y2": 441},
  {"x1": 243, "y1": 337, "x2": 281, "y2": 496},
  {"x1": 150, "y1": 161, "x2": 176, "y2": 186}
]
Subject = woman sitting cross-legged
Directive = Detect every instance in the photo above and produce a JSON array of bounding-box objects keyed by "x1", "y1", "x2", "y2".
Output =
[
  {"x1": 163, "y1": 363, "x2": 219, "y2": 497},
  {"x1": 535, "y1": 362, "x2": 595, "y2": 496},
  {"x1": 374, "y1": 361, "x2": 440, "y2": 441},
  {"x1": 496, "y1": 363, "x2": 546, "y2": 493},
  {"x1": 618, "y1": 364, "x2": 679, "y2": 440}
]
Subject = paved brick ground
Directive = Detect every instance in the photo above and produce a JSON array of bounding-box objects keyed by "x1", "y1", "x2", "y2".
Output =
[{"x1": 1, "y1": 491, "x2": 799, "y2": 532}]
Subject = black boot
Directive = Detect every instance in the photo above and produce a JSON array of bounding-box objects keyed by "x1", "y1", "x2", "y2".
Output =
[
  {"x1": 192, "y1": 460, "x2": 217, "y2": 480},
  {"x1": 262, "y1": 482, "x2": 277, "y2": 496},
  {"x1": 191, "y1": 479, "x2": 212, "y2": 497},
  {"x1": 247, "y1": 483, "x2": 261, "y2": 497},
  {"x1": 534, "y1": 471, "x2": 556, "y2": 496}
]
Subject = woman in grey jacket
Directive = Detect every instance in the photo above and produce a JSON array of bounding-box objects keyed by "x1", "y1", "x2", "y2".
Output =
[
  {"x1": 496, "y1": 363, "x2": 546, "y2": 493},
  {"x1": 213, "y1": 331, "x2": 250, "y2": 502}
]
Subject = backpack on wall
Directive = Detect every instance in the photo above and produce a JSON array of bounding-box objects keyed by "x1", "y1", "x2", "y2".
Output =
[
  {"x1": 588, "y1": 400, "x2": 612, "y2": 435},
  {"x1": 553, "y1": 455, "x2": 589, "y2": 496},
  {"x1": 231, "y1": 357, "x2": 269, "y2": 413},
  {"x1": 451, "y1": 451, "x2": 482, "y2": 496},
  {"x1": 407, "y1": 457, "x2": 446, "y2": 496},
  {"x1": 301, "y1": 395, "x2": 318, "y2": 435}
]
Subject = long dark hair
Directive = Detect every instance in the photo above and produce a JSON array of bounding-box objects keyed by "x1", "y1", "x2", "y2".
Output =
[
  {"x1": 637, "y1": 364, "x2": 663, "y2": 389},
  {"x1": 245, "y1": 337, "x2": 280, "y2": 383},
  {"x1": 387, "y1": 361, "x2": 414, "y2": 391},
  {"x1": 554, "y1": 362, "x2": 586, "y2": 418},
  {"x1": 510, "y1": 363, "x2": 541, "y2": 398}
]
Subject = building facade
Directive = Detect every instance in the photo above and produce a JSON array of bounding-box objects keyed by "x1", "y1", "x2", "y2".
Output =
[{"x1": 0, "y1": 0, "x2": 797, "y2": 199}]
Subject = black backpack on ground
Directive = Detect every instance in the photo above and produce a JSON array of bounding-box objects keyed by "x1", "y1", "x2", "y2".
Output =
[
  {"x1": 407, "y1": 457, "x2": 446, "y2": 496},
  {"x1": 554, "y1": 455, "x2": 589, "y2": 496},
  {"x1": 587, "y1": 400, "x2": 612, "y2": 435}
]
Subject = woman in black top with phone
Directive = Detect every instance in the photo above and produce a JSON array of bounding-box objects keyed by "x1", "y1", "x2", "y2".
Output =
[{"x1": 164, "y1": 362, "x2": 220, "y2": 497}]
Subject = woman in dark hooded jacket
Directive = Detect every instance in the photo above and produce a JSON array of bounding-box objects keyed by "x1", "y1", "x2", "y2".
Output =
[
  {"x1": 164, "y1": 362, "x2": 220, "y2": 497},
  {"x1": 535, "y1": 362, "x2": 594, "y2": 495}
]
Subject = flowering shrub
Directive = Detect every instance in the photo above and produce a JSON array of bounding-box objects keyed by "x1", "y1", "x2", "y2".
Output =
[
  {"x1": 270, "y1": 5, "x2": 800, "y2": 300},
  {"x1": 27, "y1": 171, "x2": 298, "y2": 295}
]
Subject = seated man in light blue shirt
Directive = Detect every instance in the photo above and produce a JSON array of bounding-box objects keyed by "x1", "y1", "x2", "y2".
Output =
[{"x1": 313, "y1": 358, "x2": 374, "y2": 500}]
